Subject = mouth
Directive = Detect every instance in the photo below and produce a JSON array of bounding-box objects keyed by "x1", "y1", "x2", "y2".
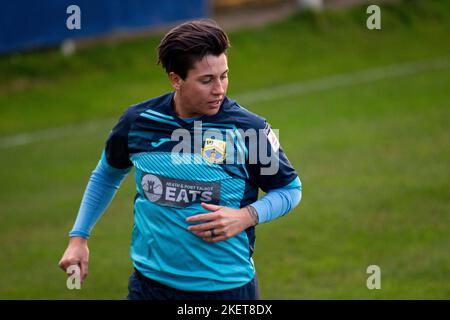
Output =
[{"x1": 208, "y1": 99, "x2": 222, "y2": 108}]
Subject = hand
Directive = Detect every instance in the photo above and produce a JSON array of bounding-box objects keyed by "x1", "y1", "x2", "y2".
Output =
[
  {"x1": 186, "y1": 202, "x2": 257, "y2": 243},
  {"x1": 58, "y1": 237, "x2": 90, "y2": 283}
]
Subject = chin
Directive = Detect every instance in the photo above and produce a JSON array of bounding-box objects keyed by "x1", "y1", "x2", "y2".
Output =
[{"x1": 205, "y1": 108, "x2": 220, "y2": 116}]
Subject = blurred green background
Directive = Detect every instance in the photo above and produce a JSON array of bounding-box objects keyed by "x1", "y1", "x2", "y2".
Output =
[{"x1": 0, "y1": 0, "x2": 449, "y2": 299}]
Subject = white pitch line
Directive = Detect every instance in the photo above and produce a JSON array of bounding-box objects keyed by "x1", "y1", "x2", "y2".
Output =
[
  {"x1": 235, "y1": 57, "x2": 450, "y2": 104},
  {"x1": 0, "y1": 119, "x2": 115, "y2": 149},
  {"x1": 1, "y1": 56, "x2": 449, "y2": 149}
]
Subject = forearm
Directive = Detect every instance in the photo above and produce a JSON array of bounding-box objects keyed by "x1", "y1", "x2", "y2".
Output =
[
  {"x1": 250, "y1": 176, "x2": 302, "y2": 224},
  {"x1": 69, "y1": 151, "x2": 131, "y2": 239}
]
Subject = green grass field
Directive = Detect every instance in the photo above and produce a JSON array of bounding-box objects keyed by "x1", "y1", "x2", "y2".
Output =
[{"x1": 0, "y1": 0, "x2": 449, "y2": 299}]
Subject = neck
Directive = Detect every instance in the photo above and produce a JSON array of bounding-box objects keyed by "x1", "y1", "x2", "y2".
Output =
[{"x1": 173, "y1": 92, "x2": 201, "y2": 119}]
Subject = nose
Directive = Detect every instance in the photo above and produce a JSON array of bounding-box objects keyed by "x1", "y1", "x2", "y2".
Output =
[{"x1": 212, "y1": 79, "x2": 225, "y2": 96}]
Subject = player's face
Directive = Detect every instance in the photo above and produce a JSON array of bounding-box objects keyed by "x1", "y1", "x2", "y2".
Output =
[{"x1": 171, "y1": 53, "x2": 229, "y2": 118}]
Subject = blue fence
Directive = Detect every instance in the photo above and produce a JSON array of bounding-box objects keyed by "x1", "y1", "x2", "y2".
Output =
[{"x1": 0, "y1": 0, "x2": 208, "y2": 54}]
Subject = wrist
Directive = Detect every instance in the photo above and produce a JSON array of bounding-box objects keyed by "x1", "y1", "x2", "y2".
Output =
[
  {"x1": 244, "y1": 205, "x2": 259, "y2": 227},
  {"x1": 69, "y1": 236, "x2": 88, "y2": 245}
]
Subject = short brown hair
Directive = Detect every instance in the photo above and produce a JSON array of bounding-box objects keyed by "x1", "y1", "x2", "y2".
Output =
[{"x1": 157, "y1": 19, "x2": 231, "y2": 79}]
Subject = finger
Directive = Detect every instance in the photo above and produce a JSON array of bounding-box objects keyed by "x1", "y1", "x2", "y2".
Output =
[
  {"x1": 201, "y1": 202, "x2": 222, "y2": 211},
  {"x1": 58, "y1": 259, "x2": 67, "y2": 271},
  {"x1": 186, "y1": 212, "x2": 219, "y2": 223},
  {"x1": 193, "y1": 230, "x2": 213, "y2": 238},
  {"x1": 80, "y1": 261, "x2": 89, "y2": 282},
  {"x1": 188, "y1": 221, "x2": 218, "y2": 232},
  {"x1": 204, "y1": 235, "x2": 228, "y2": 243},
  {"x1": 59, "y1": 258, "x2": 78, "y2": 272},
  {"x1": 193, "y1": 228, "x2": 226, "y2": 238}
]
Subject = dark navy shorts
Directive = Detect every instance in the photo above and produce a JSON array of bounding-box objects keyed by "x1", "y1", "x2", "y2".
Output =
[{"x1": 127, "y1": 269, "x2": 259, "y2": 300}]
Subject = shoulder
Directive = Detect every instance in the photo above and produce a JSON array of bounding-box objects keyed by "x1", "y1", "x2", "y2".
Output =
[
  {"x1": 121, "y1": 92, "x2": 174, "y2": 124},
  {"x1": 220, "y1": 96, "x2": 267, "y2": 130}
]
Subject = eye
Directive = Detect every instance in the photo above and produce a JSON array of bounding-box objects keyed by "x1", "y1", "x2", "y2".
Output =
[{"x1": 199, "y1": 77, "x2": 213, "y2": 84}]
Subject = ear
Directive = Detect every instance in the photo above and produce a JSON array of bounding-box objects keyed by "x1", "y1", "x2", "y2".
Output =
[{"x1": 169, "y1": 72, "x2": 182, "y2": 90}]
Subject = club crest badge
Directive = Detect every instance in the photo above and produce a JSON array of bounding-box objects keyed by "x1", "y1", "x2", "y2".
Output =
[{"x1": 202, "y1": 138, "x2": 226, "y2": 164}]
